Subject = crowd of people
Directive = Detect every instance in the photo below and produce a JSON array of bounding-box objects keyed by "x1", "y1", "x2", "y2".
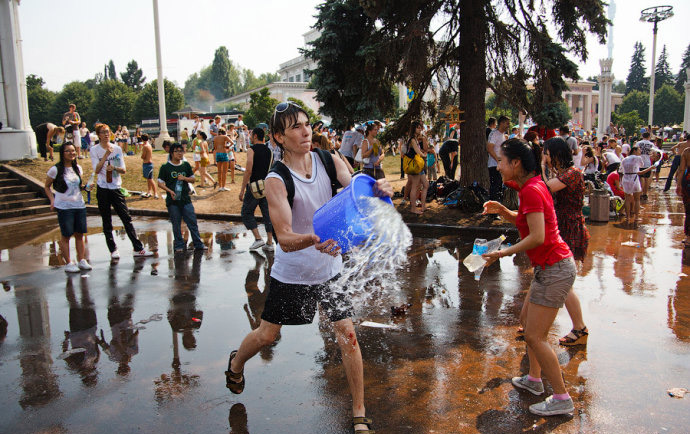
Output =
[{"x1": 37, "y1": 98, "x2": 690, "y2": 428}]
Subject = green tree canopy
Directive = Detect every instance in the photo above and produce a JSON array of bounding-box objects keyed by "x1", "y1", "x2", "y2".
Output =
[
  {"x1": 209, "y1": 46, "x2": 243, "y2": 100},
  {"x1": 612, "y1": 80, "x2": 626, "y2": 94},
  {"x1": 611, "y1": 110, "x2": 644, "y2": 135},
  {"x1": 617, "y1": 90, "x2": 648, "y2": 118},
  {"x1": 51, "y1": 81, "x2": 95, "y2": 126},
  {"x1": 26, "y1": 74, "x2": 56, "y2": 128},
  {"x1": 485, "y1": 94, "x2": 520, "y2": 125},
  {"x1": 675, "y1": 43, "x2": 690, "y2": 94},
  {"x1": 120, "y1": 60, "x2": 146, "y2": 91},
  {"x1": 243, "y1": 88, "x2": 278, "y2": 129},
  {"x1": 532, "y1": 102, "x2": 571, "y2": 129},
  {"x1": 654, "y1": 45, "x2": 673, "y2": 92},
  {"x1": 626, "y1": 42, "x2": 648, "y2": 94},
  {"x1": 653, "y1": 84, "x2": 683, "y2": 126},
  {"x1": 307, "y1": 0, "x2": 608, "y2": 188},
  {"x1": 287, "y1": 97, "x2": 319, "y2": 125},
  {"x1": 133, "y1": 79, "x2": 185, "y2": 122},
  {"x1": 90, "y1": 79, "x2": 136, "y2": 127},
  {"x1": 107, "y1": 60, "x2": 118, "y2": 81}
]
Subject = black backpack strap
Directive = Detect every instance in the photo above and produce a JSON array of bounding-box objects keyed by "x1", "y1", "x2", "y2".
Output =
[
  {"x1": 313, "y1": 148, "x2": 341, "y2": 197},
  {"x1": 268, "y1": 161, "x2": 295, "y2": 208}
]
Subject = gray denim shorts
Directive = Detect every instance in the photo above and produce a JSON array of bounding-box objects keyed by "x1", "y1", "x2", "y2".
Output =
[{"x1": 529, "y1": 256, "x2": 576, "y2": 308}]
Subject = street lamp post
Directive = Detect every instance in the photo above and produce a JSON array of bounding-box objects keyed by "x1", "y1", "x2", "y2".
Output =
[
  {"x1": 152, "y1": 0, "x2": 170, "y2": 149},
  {"x1": 640, "y1": 5, "x2": 673, "y2": 127}
]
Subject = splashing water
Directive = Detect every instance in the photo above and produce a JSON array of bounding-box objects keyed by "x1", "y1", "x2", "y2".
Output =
[{"x1": 328, "y1": 196, "x2": 412, "y2": 316}]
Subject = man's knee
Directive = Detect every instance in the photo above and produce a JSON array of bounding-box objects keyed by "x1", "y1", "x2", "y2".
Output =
[{"x1": 256, "y1": 325, "x2": 280, "y2": 346}]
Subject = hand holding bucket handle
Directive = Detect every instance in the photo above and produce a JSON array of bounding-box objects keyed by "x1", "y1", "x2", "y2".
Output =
[
  {"x1": 314, "y1": 236, "x2": 341, "y2": 257},
  {"x1": 372, "y1": 178, "x2": 393, "y2": 198}
]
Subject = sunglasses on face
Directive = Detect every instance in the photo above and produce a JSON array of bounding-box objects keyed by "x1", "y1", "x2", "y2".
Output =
[{"x1": 275, "y1": 101, "x2": 301, "y2": 113}]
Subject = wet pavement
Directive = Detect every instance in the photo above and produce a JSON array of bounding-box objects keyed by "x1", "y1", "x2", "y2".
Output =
[{"x1": 1, "y1": 187, "x2": 689, "y2": 433}]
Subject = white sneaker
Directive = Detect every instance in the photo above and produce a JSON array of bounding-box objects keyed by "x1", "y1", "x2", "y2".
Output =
[
  {"x1": 133, "y1": 249, "x2": 155, "y2": 257},
  {"x1": 111, "y1": 250, "x2": 120, "y2": 259},
  {"x1": 249, "y1": 239, "x2": 265, "y2": 250},
  {"x1": 64, "y1": 262, "x2": 80, "y2": 273},
  {"x1": 262, "y1": 243, "x2": 274, "y2": 252},
  {"x1": 78, "y1": 259, "x2": 92, "y2": 270}
]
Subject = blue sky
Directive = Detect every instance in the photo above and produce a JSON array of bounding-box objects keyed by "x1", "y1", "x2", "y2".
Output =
[{"x1": 18, "y1": 0, "x2": 690, "y2": 92}]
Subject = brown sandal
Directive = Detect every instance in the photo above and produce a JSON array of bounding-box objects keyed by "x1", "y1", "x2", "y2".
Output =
[
  {"x1": 353, "y1": 416, "x2": 375, "y2": 433},
  {"x1": 225, "y1": 350, "x2": 245, "y2": 394},
  {"x1": 559, "y1": 327, "x2": 588, "y2": 346}
]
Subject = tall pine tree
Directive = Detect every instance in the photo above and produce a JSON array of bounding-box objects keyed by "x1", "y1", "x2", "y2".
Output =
[
  {"x1": 120, "y1": 60, "x2": 146, "y2": 91},
  {"x1": 626, "y1": 42, "x2": 647, "y2": 94},
  {"x1": 654, "y1": 45, "x2": 673, "y2": 92},
  {"x1": 107, "y1": 60, "x2": 117, "y2": 81},
  {"x1": 675, "y1": 43, "x2": 690, "y2": 94}
]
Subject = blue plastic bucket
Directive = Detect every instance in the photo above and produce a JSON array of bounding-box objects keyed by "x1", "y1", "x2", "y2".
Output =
[{"x1": 313, "y1": 174, "x2": 393, "y2": 253}]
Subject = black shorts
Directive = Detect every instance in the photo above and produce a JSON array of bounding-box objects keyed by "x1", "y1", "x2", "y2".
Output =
[
  {"x1": 639, "y1": 168, "x2": 651, "y2": 178},
  {"x1": 261, "y1": 274, "x2": 353, "y2": 325}
]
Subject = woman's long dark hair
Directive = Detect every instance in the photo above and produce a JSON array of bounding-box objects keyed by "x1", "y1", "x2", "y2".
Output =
[
  {"x1": 501, "y1": 138, "x2": 542, "y2": 177},
  {"x1": 544, "y1": 137, "x2": 574, "y2": 170},
  {"x1": 53, "y1": 142, "x2": 81, "y2": 193}
]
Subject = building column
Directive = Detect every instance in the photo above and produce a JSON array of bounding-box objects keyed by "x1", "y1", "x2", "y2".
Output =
[
  {"x1": 584, "y1": 93, "x2": 593, "y2": 132},
  {"x1": 579, "y1": 94, "x2": 585, "y2": 127},
  {"x1": 0, "y1": 0, "x2": 36, "y2": 160},
  {"x1": 683, "y1": 68, "x2": 690, "y2": 131},
  {"x1": 567, "y1": 94, "x2": 573, "y2": 116},
  {"x1": 597, "y1": 58, "x2": 614, "y2": 138}
]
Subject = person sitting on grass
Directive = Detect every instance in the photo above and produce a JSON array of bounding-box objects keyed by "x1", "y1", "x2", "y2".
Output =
[{"x1": 157, "y1": 143, "x2": 207, "y2": 253}]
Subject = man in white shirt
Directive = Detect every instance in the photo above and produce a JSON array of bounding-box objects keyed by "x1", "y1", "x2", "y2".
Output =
[
  {"x1": 487, "y1": 115, "x2": 509, "y2": 201},
  {"x1": 90, "y1": 124, "x2": 154, "y2": 259},
  {"x1": 603, "y1": 138, "x2": 622, "y2": 175}
]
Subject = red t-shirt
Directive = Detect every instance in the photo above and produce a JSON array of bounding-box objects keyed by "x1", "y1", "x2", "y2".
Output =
[
  {"x1": 515, "y1": 176, "x2": 572, "y2": 267},
  {"x1": 527, "y1": 125, "x2": 558, "y2": 140},
  {"x1": 606, "y1": 172, "x2": 624, "y2": 197}
]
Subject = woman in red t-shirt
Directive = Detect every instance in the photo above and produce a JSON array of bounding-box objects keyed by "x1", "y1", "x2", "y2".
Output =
[{"x1": 482, "y1": 138, "x2": 576, "y2": 416}]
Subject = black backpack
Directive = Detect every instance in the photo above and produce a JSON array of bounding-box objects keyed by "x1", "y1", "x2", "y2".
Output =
[{"x1": 268, "y1": 148, "x2": 341, "y2": 208}]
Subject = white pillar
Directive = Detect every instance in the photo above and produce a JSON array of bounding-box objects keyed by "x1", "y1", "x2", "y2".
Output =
[
  {"x1": 597, "y1": 58, "x2": 614, "y2": 137},
  {"x1": 584, "y1": 93, "x2": 593, "y2": 132},
  {"x1": 518, "y1": 111, "x2": 526, "y2": 138},
  {"x1": 683, "y1": 68, "x2": 690, "y2": 131},
  {"x1": 579, "y1": 94, "x2": 585, "y2": 126},
  {"x1": 152, "y1": 0, "x2": 170, "y2": 149},
  {"x1": 0, "y1": 0, "x2": 36, "y2": 160}
]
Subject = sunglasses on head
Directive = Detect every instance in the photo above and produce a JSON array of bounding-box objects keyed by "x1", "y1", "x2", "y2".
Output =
[{"x1": 275, "y1": 101, "x2": 301, "y2": 113}]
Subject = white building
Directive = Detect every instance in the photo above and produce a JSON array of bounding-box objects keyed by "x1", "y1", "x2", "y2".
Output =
[
  {"x1": 277, "y1": 29, "x2": 319, "y2": 83},
  {"x1": 217, "y1": 81, "x2": 321, "y2": 116},
  {"x1": 563, "y1": 80, "x2": 623, "y2": 132}
]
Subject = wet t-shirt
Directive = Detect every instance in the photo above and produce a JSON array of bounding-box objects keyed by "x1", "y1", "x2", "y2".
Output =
[
  {"x1": 46, "y1": 164, "x2": 85, "y2": 209},
  {"x1": 515, "y1": 176, "x2": 572, "y2": 267}
]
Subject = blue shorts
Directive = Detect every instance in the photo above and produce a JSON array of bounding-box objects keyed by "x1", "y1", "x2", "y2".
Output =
[
  {"x1": 57, "y1": 208, "x2": 87, "y2": 237},
  {"x1": 81, "y1": 137, "x2": 89, "y2": 151},
  {"x1": 216, "y1": 152, "x2": 229, "y2": 162},
  {"x1": 142, "y1": 163, "x2": 154, "y2": 179}
]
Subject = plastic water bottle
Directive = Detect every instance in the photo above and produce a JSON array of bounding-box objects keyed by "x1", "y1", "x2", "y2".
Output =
[
  {"x1": 174, "y1": 179, "x2": 183, "y2": 199},
  {"x1": 463, "y1": 235, "x2": 506, "y2": 280},
  {"x1": 84, "y1": 173, "x2": 95, "y2": 204}
]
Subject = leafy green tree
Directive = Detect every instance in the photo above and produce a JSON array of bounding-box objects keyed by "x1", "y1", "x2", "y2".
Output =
[
  {"x1": 107, "y1": 60, "x2": 118, "y2": 81},
  {"x1": 90, "y1": 80, "x2": 136, "y2": 127},
  {"x1": 612, "y1": 80, "x2": 626, "y2": 94},
  {"x1": 617, "y1": 90, "x2": 648, "y2": 118},
  {"x1": 675, "y1": 43, "x2": 690, "y2": 94},
  {"x1": 626, "y1": 42, "x2": 648, "y2": 94},
  {"x1": 287, "y1": 97, "x2": 319, "y2": 125},
  {"x1": 26, "y1": 74, "x2": 56, "y2": 128},
  {"x1": 304, "y1": 0, "x2": 397, "y2": 130},
  {"x1": 51, "y1": 81, "x2": 94, "y2": 126},
  {"x1": 532, "y1": 102, "x2": 571, "y2": 129},
  {"x1": 84, "y1": 72, "x2": 104, "y2": 90},
  {"x1": 243, "y1": 88, "x2": 278, "y2": 129},
  {"x1": 653, "y1": 84, "x2": 683, "y2": 126},
  {"x1": 485, "y1": 94, "x2": 520, "y2": 125},
  {"x1": 611, "y1": 110, "x2": 644, "y2": 135},
  {"x1": 307, "y1": 0, "x2": 608, "y2": 188},
  {"x1": 120, "y1": 60, "x2": 146, "y2": 91},
  {"x1": 133, "y1": 79, "x2": 185, "y2": 122},
  {"x1": 210, "y1": 46, "x2": 232, "y2": 99},
  {"x1": 654, "y1": 45, "x2": 673, "y2": 92}
]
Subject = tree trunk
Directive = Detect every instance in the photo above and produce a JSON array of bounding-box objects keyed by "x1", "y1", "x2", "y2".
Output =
[{"x1": 458, "y1": 0, "x2": 490, "y2": 190}]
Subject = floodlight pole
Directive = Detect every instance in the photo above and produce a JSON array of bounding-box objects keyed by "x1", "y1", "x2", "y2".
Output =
[
  {"x1": 640, "y1": 5, "x2": 674, "y2": 127},
  {"x1": 152, "y1": 0, "x2": 170, "y2": 148}
]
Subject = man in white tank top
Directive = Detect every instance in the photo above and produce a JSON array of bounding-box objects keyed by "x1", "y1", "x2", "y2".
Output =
[{"x1": 225, "y1": 104, "x2": 392, "y2": 434}]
